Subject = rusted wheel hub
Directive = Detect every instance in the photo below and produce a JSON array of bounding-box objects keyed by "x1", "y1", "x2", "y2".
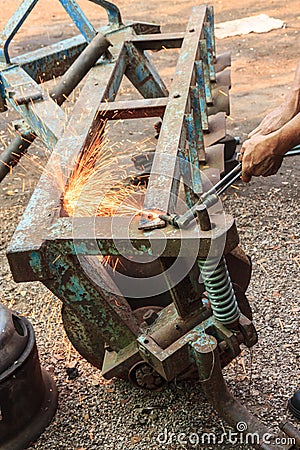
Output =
[{"x1": 129, "y1": 361, "x2": 167, "y2": 391}]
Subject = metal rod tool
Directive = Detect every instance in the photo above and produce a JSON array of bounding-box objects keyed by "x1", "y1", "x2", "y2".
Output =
[{"x1": 160, "y1": 147, "x2": 300, "y2": 229}]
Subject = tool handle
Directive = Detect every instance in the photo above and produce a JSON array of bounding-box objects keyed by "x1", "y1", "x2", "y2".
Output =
[
  {"x1": 170, "y1": 147, "x2": 300, "y2": 229},
  {"x1": 213, "y1": 146, "x2": 300, "y2": 197}
]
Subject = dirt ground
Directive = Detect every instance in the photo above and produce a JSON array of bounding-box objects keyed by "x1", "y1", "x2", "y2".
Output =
[{"x1": 0, "y1": 1, "x2": 299, "y2": 449}]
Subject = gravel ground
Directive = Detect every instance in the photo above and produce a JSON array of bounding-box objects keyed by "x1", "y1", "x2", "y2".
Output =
[{"x1": 0, "y1": 1, "x2": 300, "y2": 449}]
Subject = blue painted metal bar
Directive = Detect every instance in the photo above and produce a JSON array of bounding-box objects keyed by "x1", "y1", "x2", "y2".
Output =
[
  {"x1": 195, "y1": 61, "x2": 208, "y2": 131},
  {"x1": 185, "y1": 114, "x2": 202, "y2": 196},
  {"x1": 199, "y1": 39, "x2": 212, "y2": 104},
  {"x1": 125, "y1": 43, "x2": 168, "y2": 99},
  {"x1": 11, "y1": 22, "x2": 160, "y2": 85},
  {"x1": 0, "y1": 0, "x2": 120, "y2": 68},
  {"x1": 0, "y1": 65, "x2": 66, "y2": 148},
  {"x1": 0, "y1": 0, "x2": 39, "y2": 65},
  {"x1": 207, "y1": 6, "x2": 216, "y2": 59},
  {"x1": 190, "y1": 86, "x2": 206, "y2": 162},
  {"x1": 0, "y1": 78, "x2": 6, "y2": 112},
  {"x1": 59, "y1": 0, "x2": 97, "y2": 43},
  {"x1": 204, "y1": 22, "x2": 216, "y2": 81},
  {"x1": 88, "y1": 0, "x2": 123, "y2": 27},
  {"x1": 12, "y1": 35, "x2": 87, "y2": 83}
]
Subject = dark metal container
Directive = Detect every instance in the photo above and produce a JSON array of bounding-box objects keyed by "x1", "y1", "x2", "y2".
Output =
[{"x1": 0, "y1": 304, "x2": 58, "y2": 450}]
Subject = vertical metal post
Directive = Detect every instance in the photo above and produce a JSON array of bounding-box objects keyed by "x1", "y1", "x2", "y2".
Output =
[
  {"x1": 204, "y1": 7, "x2": 216, "y2": 82},
  {"x1": 207, "y1": 7, "x2": 216, "y2": 56},
  {"x1": 194, "y1": 62, "x2": 208, "y2": 131},
  {"x1": 159, "y1": 258, "x2": 204, "y2": 318},
  {"x1": 190, "y1": 86, "x2": 206, "y2": 161},
  {"x1": 199, "y1": 40, "x2": 212, "y2": 104},
  {"x1": 185, "y1": 113, "x2": 202, "y2": 196}
]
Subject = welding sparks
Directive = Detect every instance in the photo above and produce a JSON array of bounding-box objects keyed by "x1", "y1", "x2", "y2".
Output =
[{"x1": 62, "y1": 122, "x2": 148, "y2": 219}]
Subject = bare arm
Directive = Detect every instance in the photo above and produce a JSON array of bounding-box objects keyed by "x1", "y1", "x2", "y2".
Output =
[
  {"x1": 241, "y1": 111, "x2": 300, "y2": 182},
  {"x1": 249, "y1": 60, "x2": 300, "y2": 137}
]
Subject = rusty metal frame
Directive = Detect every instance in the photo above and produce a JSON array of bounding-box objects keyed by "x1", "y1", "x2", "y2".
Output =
[{"x1": 6, "y1": 3, "x2": 235, "y2": 360}]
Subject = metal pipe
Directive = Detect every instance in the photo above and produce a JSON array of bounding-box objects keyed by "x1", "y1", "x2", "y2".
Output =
[
  {"x1": 280, "y1": 422, "x2": 300, "y2": 448},
  {"x1": 0, "y1": 133, "x2": 36, "y2": 181},
  {"x1": 190, "y1": 340, "x2": 294, "y2": 450},
  {"x1": 50, "y1": 32, "x2": 111, "y2": 105},
  {"x1": 0, "y1": 32, "x2": 111, "y2": 182}
]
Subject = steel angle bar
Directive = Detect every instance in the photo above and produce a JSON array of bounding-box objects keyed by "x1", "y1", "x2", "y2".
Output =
[
  {"x1": 190, "y1": 86, "x2": 206, "y2": 161},
  {"x1": 185, "y1": 113, "x2": 202, "y2": 196},
  {"x1": 96, "y1": 97, "x2": 167, "y2": 120},
  {"x1": 139, "y1": 5, "x2": 208, "y2": 230},
  {"x1": 195, "y1": 61, "x2": 209, "y2": 131},
  {"x1": 199, "y1": 39, "x2": 212, "y2": 104},
  {"x1": 131, "y1": 32, "x2": 185, "y2": 51},
  {"x1": 206, "y1": 6, "x2": 216, "y2": 61},
  {"x1": 1, "y1": 66, "x2": 66, "y2": 148},
  {"x1": 125, "y1": 42, "x2": 168, "y2": 99}
]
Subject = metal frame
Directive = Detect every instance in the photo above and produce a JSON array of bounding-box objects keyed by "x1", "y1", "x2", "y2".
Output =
[
  {"x1": 3, "y1": 3, "x2": 300, "y2": 447},
  {"x1": 4, "y1": 0, "x2": 236, "y2": 363}
]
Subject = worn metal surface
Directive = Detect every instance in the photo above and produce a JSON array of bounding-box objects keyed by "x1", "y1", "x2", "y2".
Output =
[
  {"x1": 136, "y1": 311, "x2": 254, "y2": 382},
  {"x1": 2, "y1": 5, "x2": 283, "y2": 446},
  {"x1": 140, "y1": 5, "x2": 208, "y2": 228},
  {"x1": 125, "y1": 42, "x2": 169, "y2": 99},
  {"x1": 1, "y1": 65, "x2": 66, "y2": 148},
  {"x1": 7, "y1": 214, "x2": 239, "y2": 282}
]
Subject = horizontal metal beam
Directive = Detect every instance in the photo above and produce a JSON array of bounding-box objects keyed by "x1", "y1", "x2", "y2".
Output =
[
  {"x1": 97, "y1": 92, "x2": 229, "y2": 123},
  {"x1": 97, "y1": 97, "x2": 166, "y2": 120},
  {"x1": 131, "y1": 32, "x2": 184, "y2": 50},
  {"x1": 8, "y1": 23, "x2": 161, "y2": 85},
  {"x1": 7, "y1": 214, "x2": 238, "y2": 282}
]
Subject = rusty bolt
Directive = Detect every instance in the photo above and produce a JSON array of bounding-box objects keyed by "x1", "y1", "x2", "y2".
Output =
[{"x1": 143, "y1": 309, "x2": 158, "y2": 326}]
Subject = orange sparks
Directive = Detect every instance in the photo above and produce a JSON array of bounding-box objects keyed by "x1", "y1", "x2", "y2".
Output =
[{"x1": 62, "y1": 124, "x2": 148, "y2": 218}]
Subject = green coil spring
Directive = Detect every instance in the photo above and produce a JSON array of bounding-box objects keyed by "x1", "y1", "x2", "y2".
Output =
[{"x1": 199, "y1": 256, "x2": 240, "y2": 325}]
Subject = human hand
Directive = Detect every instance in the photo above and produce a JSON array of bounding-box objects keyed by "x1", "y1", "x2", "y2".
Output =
[
  {"x1": 240, "y1": 132, "x2": 284, "y2": 183},
  {"x1": 249, "y1": 89, "x2": 300, "y2": 138}
]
